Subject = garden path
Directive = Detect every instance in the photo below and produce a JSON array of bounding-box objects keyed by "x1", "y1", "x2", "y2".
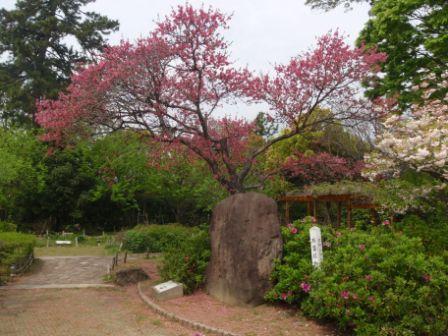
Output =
[
  {"x1": 0, "y1": 256, "x2": 195, "y2": 336},
  {"x1": 5, "y1": 256, "x2": 112, "y2": 289}
]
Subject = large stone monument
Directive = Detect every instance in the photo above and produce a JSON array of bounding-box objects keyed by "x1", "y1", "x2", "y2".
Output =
[{"x1": 206, "y1": 192, "x2": 282, "y2": 306}]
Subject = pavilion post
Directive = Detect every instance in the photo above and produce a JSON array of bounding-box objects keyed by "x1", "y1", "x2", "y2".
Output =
[
  {"x1": 313, "y1": 199, "x2": 317, "y2": 219},
  {"x1": 347, "y1": 199, "x2": 352, "y2": 227},
  {"x1": 306, "y1": 201, "x2": 311, "y2": 216},
  {"x1": 285, "y1": 201, "x2": 290, "y2": 224},
  {"x1": 337, "y1": 202, "x2": 342, "y2": 227}
]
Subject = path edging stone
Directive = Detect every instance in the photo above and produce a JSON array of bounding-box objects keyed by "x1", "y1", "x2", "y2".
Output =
[{"x1": 137, "y1": 282, "x2": 241, "y2": 336}]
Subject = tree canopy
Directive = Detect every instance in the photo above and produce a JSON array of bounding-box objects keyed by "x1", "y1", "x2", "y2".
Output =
[
  {"x1": 0, "y1": 0, "x2": 119, "y2": 126},
  {"x1": 37, "y1": 4, "x2": 386, "y2": 194},
  {"x1": 359, "y1": 0, "x2": 448, "y2": 107}
]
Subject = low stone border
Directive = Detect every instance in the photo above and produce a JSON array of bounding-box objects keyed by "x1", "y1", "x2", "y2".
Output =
[{"x1": 137, "y1": 282, "x2": 240, "y2": 336}]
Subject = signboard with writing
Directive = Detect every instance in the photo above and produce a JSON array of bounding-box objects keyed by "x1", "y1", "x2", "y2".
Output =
[{"x1": 309, "y1": 226, "x2": 323, "y2": 268}]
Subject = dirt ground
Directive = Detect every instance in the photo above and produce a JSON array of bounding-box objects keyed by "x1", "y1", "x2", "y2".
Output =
[{"x1": 138, "y1": 259, "x2": 337, "y2": 336}]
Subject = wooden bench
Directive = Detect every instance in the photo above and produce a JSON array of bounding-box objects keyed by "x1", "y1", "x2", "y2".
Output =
[{"x1": 55, "y1": 240, "x2": 72, "y2": 246}]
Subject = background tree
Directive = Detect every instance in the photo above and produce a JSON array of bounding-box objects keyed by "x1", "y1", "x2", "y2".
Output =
[
  {"x1": 37, "y1": 5, "x2": 386, "y2": 194},
  {"x1": 0, "y1": 0, "x2": 119, "y2": 126}
]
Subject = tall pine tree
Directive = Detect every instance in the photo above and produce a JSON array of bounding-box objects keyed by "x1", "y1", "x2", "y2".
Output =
[{"x1": 0, "y1": 0, "x2": 119, "y2": 126}]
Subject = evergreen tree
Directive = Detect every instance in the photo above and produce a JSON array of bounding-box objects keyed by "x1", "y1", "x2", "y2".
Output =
[{"x1": 0, "y1": 0, "x2": 119, "y2": 126}]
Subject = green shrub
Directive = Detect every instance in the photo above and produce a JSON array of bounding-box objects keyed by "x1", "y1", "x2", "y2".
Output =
[
  {"x1": 123, "y1": 224, "x2": 193, "y2": 253},
  {"x1": 397, "y1": 203, "x2": 448, "y2": 255},
  {"x1": 159, "y1": 229, "x2": 210, "y2": 294},
  {"x1": 0, "y1": 221, "x2": 17, "y2": 232},
  {"x1": 267, "y1": 218, "x2": 448, "y2": 335},
  {"x1": 0, "y1": 232, "x2": 36, "y2": 283}
]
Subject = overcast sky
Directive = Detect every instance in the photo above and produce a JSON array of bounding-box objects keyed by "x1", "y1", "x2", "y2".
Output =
[
  {"x1": 2, "y1": 0, "x2": 370, "y2": 71},
  {"x1": 2, "y1": 0, "x2": 371, "y2": 118}
]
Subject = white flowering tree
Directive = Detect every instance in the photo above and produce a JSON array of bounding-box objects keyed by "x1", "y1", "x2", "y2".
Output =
[{"x1": 364, "y1": 74, "x2": 448, "y2": 183}]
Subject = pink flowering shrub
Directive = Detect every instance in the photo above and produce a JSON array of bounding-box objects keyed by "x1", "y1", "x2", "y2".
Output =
[
  {"x1": 265, "y1": 216, "x2": 332, "y2": 304},
  {"x1": 267, "y1": 219, "x2": 448, "y2": 335}
]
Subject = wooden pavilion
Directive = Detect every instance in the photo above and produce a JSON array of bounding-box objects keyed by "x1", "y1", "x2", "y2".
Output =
[{"x1": 279, "y1": 189, "x2": 378, "y2": 227}]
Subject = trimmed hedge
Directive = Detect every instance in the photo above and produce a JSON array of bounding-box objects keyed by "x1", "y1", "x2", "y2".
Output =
[
  {"x1": 0, "y1": 232, "x2": 36, "y2": 283},
  {"x1": 0, "y1": 221, "x2": 17, "y2": 232},
  {"x1": 267, "y1": 217, "x2": 448, "y2": 335},
  {"x1": 122, "y1": 224, "x2": 194, "y2": 253},
  {"x1": 159, "y1": 229, "x2": 210, "y2": 294}
]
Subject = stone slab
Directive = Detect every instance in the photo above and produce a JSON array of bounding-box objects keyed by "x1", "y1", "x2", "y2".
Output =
[{"x1": 152, "y1": 281, "x2": 183, "y2": 301}]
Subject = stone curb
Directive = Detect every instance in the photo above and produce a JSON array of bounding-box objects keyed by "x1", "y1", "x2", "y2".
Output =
[{"x1": 137, "y1": 282, "x2": 241, "y2": 336}]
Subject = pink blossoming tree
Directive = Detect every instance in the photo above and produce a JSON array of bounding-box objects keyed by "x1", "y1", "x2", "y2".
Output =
[{"x1": 37, "y1": 4, "x2": 386, "y2": 194}]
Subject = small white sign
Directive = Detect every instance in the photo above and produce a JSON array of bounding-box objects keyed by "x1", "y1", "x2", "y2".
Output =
[
  {"x1": 153, "y1": 280, "x2": 179, "y2": 292},
  {"x1": 309, "y1": 226, "x2": 323, "y2": 268},
  {"x1": 152, "y1": 280, "x2": 184, "y2": 301}
]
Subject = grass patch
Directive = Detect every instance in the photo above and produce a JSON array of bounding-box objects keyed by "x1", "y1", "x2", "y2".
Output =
[{"x1": 35, "y1": 245, "x2": 113, "y2": 257}]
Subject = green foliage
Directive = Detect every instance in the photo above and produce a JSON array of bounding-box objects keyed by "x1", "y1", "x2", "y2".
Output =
[
  {"x1": 358, "y1": 0, "x2": 448, "y2": 107},
  {"x1": 0, "y1": 129, "x2": 223, "y2": 232},
  {"x1": 122, "y1": 224, "x2": 194, "y2": 253},
  {"x1": 0, "y1": 221, "x2": 17, "y2": 232},
  {"x1": 0, "y1": 232, "x2": 36, "y2": 282},
  {"x1": 397, "y1": 201, "x2": 448, "y2": 255},
  {"x1": 266, "y1": 217, "x2": 332, "y2": 304},
  {"x1": 0, "y1": 0, "x2": 119, "y2": 126},
  {"x1": 0, "y1": 128, "x2": 46, "y2": 223},
  {"x1": 159, "y1": 229, "x2": 210, "y2": 294},
  {"x1": 268, "y1": 219, "x2": 448, "y2": 335}
]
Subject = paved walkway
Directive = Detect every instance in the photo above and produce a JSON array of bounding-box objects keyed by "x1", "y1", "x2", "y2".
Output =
[
  {"x1": 0, "y1": 256, "x2": 194, "y2": 336},
  {"x1": 4, "y1": 256, "x2": 113, "y2": 289}
]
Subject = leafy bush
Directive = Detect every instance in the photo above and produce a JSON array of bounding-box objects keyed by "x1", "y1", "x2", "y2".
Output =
[
  {"x1": 267, "y1": 218, "x2": 448, "y2": 335},
  {"x1": 122, "y1": 224, "x2": 193, "y2": 253},
  {"x1": 0, "y1": 221, "x2": 17, "y2": 232},
  {"x1": 0, "y1": 232, "x2": 36, "y2": 283},
  {"x1": 397, "y1": 202, "x2": 448, "y2": 255},
  {"x1": 159, "y1": 229, "x2": 210, "y2": 294}
]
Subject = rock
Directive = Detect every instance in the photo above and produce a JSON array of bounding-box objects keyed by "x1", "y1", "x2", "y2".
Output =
[
  {"x1": 206, "y1": 192, "x2": 282, "y2": 306},
  {"x1": 114, "y1": 267, "x2": 149, "y2": 286},
  {"x1": 152, "y1": 280, "x2": 184, "y2": 300}
]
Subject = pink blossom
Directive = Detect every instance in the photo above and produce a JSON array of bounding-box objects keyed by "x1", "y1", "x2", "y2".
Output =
[
  {"x1": 290, "y1": 227, "x2": 298, "y2": 234},
  {"x1": 340, "y1": 290, "x2": 350, "y2": 300},
  {"x1": 281, "y1": 292, "x2": 288, "y2": 300},
  {"x1": 382, "y1": 220, "x2": 390, "y2": 226},
  {"x1": 36, "y1": 4, "x2": 386, "y2": 194},
  {"x1": 422, "y1": 274, "x2": 431, "y2": 283},
  {"x1": 311, "y1": 216, "x2": 317, "y2": 223},
  {"x1": 358, "y1": 244, "x2": 366, "y2": 252},
  {"x1": 300, "y1": 282, "x2": 312, "y2": 293},
  {"x1": 368, "y1": 296, "x2": 376, "y2": 303},
  {"x1": 336, "y1": 231, "x2": 342, "y2": 237},
  {"x1": 365, "y1": 274, "x2": 373, "y2": 282}
]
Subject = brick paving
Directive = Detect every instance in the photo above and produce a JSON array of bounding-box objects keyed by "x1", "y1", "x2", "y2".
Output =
[{"x1": 9, "y1": 256, "x2": 112, "y2": 288}]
